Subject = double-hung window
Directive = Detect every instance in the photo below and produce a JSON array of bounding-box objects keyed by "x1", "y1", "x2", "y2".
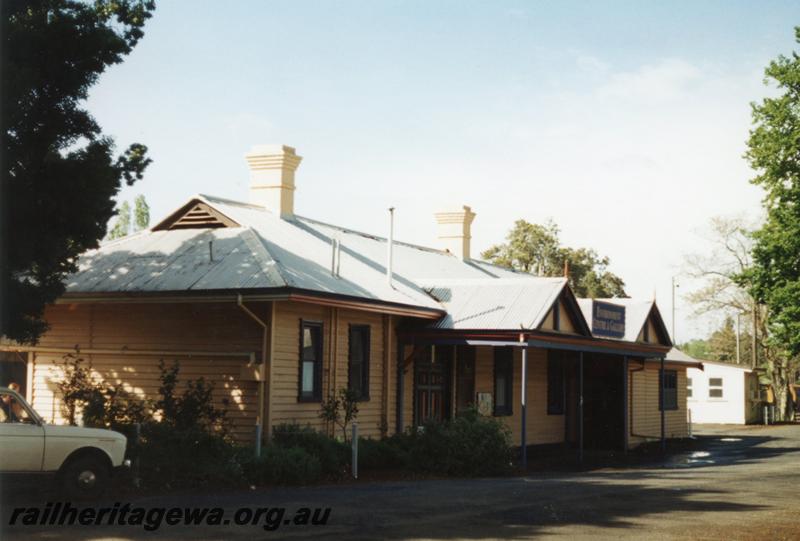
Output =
[
  {"x1": 298, "y1": 321, "x2": 323, "y2": 402},
  {"x1": 348, "y1": 325, "x2": 370, "y2": 400},
  {"x1": 709, "y1": 377, "x2": 724, "y2": 398},
  {"x1": 660, "y1": 369, "x2": 678, "y2": 410},
  {"x1": 493, "y1": 347, "x2": 513, "y2": 416}
]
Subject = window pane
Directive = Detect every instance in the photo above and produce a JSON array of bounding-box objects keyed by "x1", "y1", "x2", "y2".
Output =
[
  {"x1": 687, "y1": 388, "x2": 693, "y2": 398},
  {"x1": 351, "y1": 331, "x2": 364, "y2": 361},
  {"x1": 687, "y1": 378, "x2": 692, "y2": 387},
  {"x1": 303, "y1": 327, "x2": 318, "y2": 361},
  {"x1": 496, "y1": 374, "x2": 506, "y2": 407},
  {"x1": 710, "y1": 388, "x2": 723, "y2": 398},
  {"x1": 709, "y1": 378, "x2": 723, "y2": 387},
  {"x1": 301, "y1": 361, "x2": 314, "y2": 393}
]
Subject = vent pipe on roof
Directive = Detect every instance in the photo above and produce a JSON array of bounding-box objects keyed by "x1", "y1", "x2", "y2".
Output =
[
  {"x1": 245, "y1": 144, "x2": 302, "y2": 219},
  {"x1": 387, "y1": 207, "x2": 395, "y2": 288},
  {"x1": 434, "y1": 205, "x2": 475, "y2": 260},
  {"x1": 331, "y1": 238, "x2": 341, "y2": 278}
]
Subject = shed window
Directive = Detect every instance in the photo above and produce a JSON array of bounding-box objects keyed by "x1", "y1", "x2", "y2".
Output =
[
  {"x1": 709, "y1": 377, "x2": 723, "y2": 398},
  {"x1": 660, "y1": 369, "x2": 678, "y2": 411},
  {"x1": 493, "y1": 347, "x2": 513, "y2": 416},
  {"x1": 348, "y1": 325, "x2": 370, "y2": 400},
  {"x1": 298, "y1": 321, "x2": 323, "y2": 402},
  {"x1": 687, "y1": 377, "x2": 693, "y2": 399},
  {"x1": 547, "y1": 350, "x2": 565, "y2": 415}
]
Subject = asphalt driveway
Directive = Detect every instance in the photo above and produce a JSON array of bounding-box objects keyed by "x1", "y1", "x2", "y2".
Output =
[{"x1": 3, "y1": 424, "x2": 799, "y2": 540}]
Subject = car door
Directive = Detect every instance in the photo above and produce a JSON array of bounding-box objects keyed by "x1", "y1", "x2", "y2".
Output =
[{"x1": 0, "y1": 391, "x2": 45, "y2": 472}]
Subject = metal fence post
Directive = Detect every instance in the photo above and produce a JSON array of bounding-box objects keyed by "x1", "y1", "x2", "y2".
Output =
[
  {"x1": 352, "y1": 422, "x2": 358, "y2": 479},
  {"x1": 133, "y1": 422, "x2": 141, "y2": 488}
]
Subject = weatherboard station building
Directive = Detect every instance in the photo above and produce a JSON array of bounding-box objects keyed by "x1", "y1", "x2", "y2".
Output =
[{"x1": 1, "y1": 144, "x2": 696, "y2": 461}]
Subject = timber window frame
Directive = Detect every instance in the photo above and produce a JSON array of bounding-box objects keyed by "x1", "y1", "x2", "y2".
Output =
[
  {"x1": 347, "y1": 324, "x2": 370, "y2": 401},
  {"x1": 493, "y1": 347, "x2": 513, "y2": 416},
  {"x1": 298, "y1": 320, "x2": 323, "y2": 402},
  {"x1": 659, "y1": 369, "x2": 678, "y2": 411}
]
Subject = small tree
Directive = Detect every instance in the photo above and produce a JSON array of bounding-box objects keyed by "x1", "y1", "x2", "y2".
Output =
[
  {"x1": 133, "y1": 195, "x2": 150, "y2": 232},
  {"x1": 109, "y1": 200, "x2": 131, "y2": 239},
  {"x1": 319, "y1": 388, "x2": 359, "y2": 442}
]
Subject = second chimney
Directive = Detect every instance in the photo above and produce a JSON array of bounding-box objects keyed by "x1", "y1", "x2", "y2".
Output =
[
  {"x1": 245, "y1": 144, "x2": 303, "y2": 218},
  {"x1": 434, "y1": 205, "x2": 476, "y2": 260}
]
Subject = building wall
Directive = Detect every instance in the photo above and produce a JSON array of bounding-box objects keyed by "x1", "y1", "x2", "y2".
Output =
[
  {"x1": 29, "y1": 302, "x2": 264, "y2": 442},
  {"x1": 399, "y1": 345, "x2": 566, "y2": 447},
  {"x1": 271, "y1": 302, "x2": 395, "y2": 439},
  {"x1": 686, "y1": 364, "x2": 755, "y2": 425},
  {"x1": 28, "y1": 300, "x2": 399, "y2": 443},
  {"x1": 629, "y1": 363, "x2": 689, "y2": 446}
]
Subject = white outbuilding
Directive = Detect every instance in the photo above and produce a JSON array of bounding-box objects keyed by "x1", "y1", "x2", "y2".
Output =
[{"x1": 678, "y1": 348, "x2": 760, "y2": 425}]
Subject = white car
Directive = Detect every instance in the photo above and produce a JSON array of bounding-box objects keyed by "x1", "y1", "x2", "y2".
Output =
[{"x1": 0, "y1": 386, "x2": 129, "y2": 498}]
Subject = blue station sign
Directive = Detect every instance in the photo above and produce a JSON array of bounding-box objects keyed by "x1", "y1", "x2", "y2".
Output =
[{"x1": 592, "y1": 301, "x2": 626, "y2": 339}]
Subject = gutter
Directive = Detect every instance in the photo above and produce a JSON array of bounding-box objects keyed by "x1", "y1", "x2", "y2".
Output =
[
  {"x1": 57, "y1": 288, "x2": 444, "y2": 320},
  {"x1": 237, "y1": 294, "x2": 268, "y2": 458}
]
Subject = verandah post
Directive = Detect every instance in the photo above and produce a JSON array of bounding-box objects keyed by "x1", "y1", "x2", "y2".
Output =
[
  {"x1": 578, "y1": 351, "x2": 584, "y2": 464},
  {"x1": 520, "y1": 334, "x2": 527, "y2": 471},
  {"x1": 623, "y1": 356, "x2": 628, "y2": 455},
  {"x1": 660, "y1": 355, "x2": 666, "y2": 453},
  {"x1": 396, "y1": 341, "x2": 404, "y2": 434}
]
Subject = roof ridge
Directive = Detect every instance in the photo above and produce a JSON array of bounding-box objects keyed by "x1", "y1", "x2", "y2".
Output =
[
  {"x1": 241, "y1": 228, "x2": 291, "y2": 287},
  {"x1": 294, "y1": 215, "x2": 449, "y2": 254},
  {"x1": 198, "y1": 193, "x2": 267, "y2": 211}
]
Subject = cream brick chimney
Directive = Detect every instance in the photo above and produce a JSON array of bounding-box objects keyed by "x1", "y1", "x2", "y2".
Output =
[
  {"x1": 434, "y1": 205, "x2": 476, "y2": 260},
  {"x1": 245, "y1": 144, "x2": 303, "y2": 218}
]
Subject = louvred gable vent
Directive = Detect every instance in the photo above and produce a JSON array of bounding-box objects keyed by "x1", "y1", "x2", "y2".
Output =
[{"x1": 152, "y1": 200, "x2": 239, "y2": 231}]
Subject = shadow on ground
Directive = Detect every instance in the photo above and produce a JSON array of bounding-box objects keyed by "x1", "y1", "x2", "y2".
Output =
[{"x1": 3, "y1": 426, "x2": 798, "y2": 540}]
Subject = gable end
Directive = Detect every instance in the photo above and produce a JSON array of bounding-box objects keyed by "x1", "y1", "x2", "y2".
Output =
[{"x1": 152, "y1": 200, "x2": 240, "y2": 231}]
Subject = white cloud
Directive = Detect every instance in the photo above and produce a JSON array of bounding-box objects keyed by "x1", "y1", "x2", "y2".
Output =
[{"x1": 596, "y1": 58, "x2": 703, "y2": 103}]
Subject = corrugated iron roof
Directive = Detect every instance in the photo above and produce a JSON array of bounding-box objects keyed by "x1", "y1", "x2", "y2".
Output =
[
  {"x1": 65, "y1": 194, "x2": 529, "y2": 313},
  {"x1": 423, "y1": 277, "x2": 566, "y2": 330},
  {"x1": 64, "y1": 194, "x2": 666, "y2": 347}
]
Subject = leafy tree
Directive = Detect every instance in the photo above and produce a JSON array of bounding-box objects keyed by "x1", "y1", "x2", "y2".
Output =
[
  {"x1": 482, "y1": 219, "x2": 627, "y2": 298},
  {"x1": 740, "y1": 27, "x2": 800, "y2": 419},
  {"x1": 1, "y1": 0, "x2": 155, "y2": 344},
  {"x1": 133, "y1": 194, "x2": 150, "y2": 232},
  {"x1": 108, "y1": 200, "x2": 131, "y2": 239}
]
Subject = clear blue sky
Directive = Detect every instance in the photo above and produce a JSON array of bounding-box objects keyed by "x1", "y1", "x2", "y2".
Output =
[{"x1": 88, "y1": 1, "x2": 800, "y2": 341}]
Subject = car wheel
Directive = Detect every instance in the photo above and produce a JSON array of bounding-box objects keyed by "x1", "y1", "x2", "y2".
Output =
[{"x1": 61, "y1": 456, "x2": 109, "y2": 500}]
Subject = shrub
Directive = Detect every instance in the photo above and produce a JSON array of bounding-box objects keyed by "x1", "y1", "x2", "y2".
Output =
[
  {"x1": 272, "y1": 423, "x2": 348, "y2": 477},
  {"x1": 357, "y1": 437, "x2": 404, "y2": 470},
  {"x1": 391, "y1": 409, "x2": 513, "y2": 477},
  {"x1": 54, "y1": 352, "x2": 149, "y2": 429},
  {"x1": 155, "y1": 360, "x2": 227, "y2": 432},
  {"x1": 241, "y1": 446, "x2": 322, "y2": 485},
  {"x1": 136, "y1": 423, "x2": 245, "y2": 490}
]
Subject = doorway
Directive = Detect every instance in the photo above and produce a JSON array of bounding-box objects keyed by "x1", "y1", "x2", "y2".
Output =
[{"x1": 414, "y1": 346, "x2": 452, "y2": 426}]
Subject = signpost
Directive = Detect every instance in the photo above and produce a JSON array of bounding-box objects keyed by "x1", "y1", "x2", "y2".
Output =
[{"x1": 591, "y1": 301, "x2": 626, "y2": 339}]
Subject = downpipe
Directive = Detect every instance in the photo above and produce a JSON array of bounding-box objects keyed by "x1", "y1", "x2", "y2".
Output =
[{"x1": 238, "y1": 294, "x2": 268, "y2": 458}]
